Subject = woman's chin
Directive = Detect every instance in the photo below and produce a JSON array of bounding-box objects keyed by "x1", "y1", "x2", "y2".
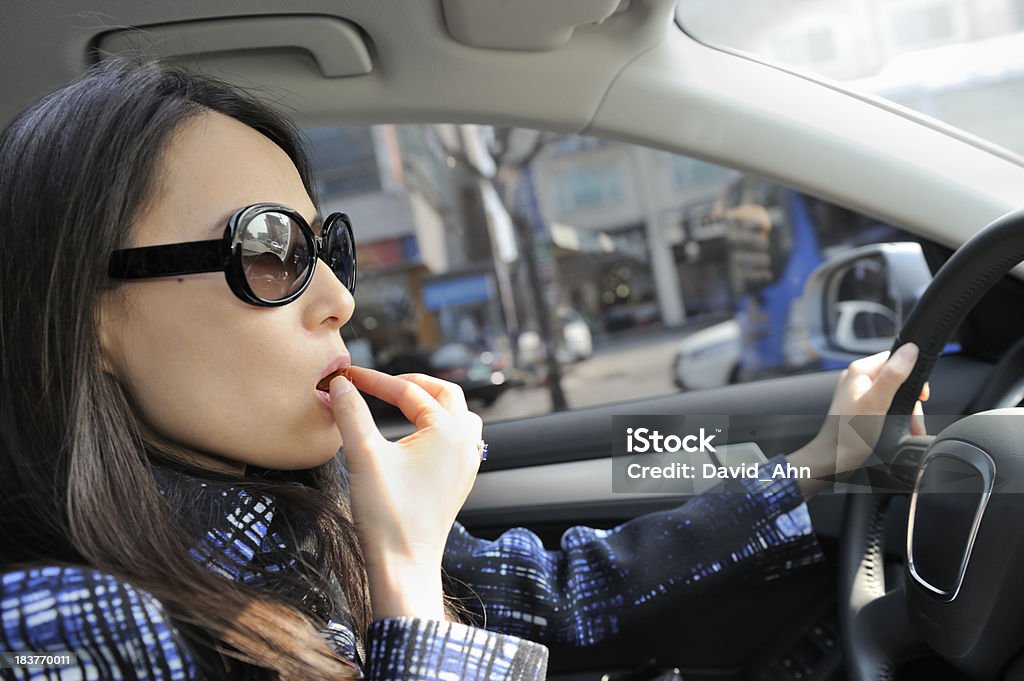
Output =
[{"x1": 269, "y1": 438, "x2": 342, "y2": 471}]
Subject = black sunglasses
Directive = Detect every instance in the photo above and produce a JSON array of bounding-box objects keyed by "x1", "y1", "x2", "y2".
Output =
[{"x1": 108, "y1": 203, "x2": 356, "y2": 307}]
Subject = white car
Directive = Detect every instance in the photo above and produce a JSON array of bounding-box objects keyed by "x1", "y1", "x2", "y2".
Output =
[
  {"x1": 516, "y1": 329, "x2": 543, "y2": 368},
  {"x1": 671, "y1": 319, "x2": 741, "y2": 390},
  {"x1": 559, "y1": 307, "x2": 593, "y2": 361},
  {"x1": 516, "y1": 307, "x2": 593, "y2": 367}
]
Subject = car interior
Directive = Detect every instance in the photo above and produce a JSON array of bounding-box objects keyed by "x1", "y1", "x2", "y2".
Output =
[{"x1": 4, "y1": 1, "x2": 1024, "y2": 680}]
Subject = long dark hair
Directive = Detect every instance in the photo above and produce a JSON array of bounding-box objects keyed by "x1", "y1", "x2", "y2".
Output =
[{"x1": 0, "y1": 57, "x2": 370, "y2": 679}]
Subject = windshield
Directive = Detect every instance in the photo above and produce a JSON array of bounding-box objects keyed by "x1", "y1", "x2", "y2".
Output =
[{"x1": 676, "y1": 0, "x2": 1024, "y2": 156}]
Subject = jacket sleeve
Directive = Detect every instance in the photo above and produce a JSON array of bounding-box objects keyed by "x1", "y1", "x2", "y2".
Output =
[
  {"x1": 0, "y1": 565, "x2": 199, "y2": 680},
  {"x1": 366, "y1": 618, "x2": 548, "y2": 681},
  {"x1": 442, "y1": 454, "x2": 824, "y2": 646}
]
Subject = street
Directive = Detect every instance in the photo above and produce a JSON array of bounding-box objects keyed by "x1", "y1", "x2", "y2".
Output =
[
  {"x1": 487, "y1": 329, "x2": 684, "y2": 418},
  {"x1": 378, "y1": 327, "x2": 686, "y2": 438}
]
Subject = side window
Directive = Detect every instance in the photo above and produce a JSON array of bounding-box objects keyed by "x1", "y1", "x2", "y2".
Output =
[{"x1": 307, "y1": 125, "x2": 921, "y2": 432}]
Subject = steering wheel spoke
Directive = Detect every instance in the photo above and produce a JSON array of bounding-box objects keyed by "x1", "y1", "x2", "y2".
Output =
[
  {"x1": 840, "y1": 493, "x2": 928, "y2": 681},
  {"x1": 850, "y1": 587, "x2": 929, "y2": 680},
  {"x1": 890, "y1": 435, "x2": 934, "y2": 490}
]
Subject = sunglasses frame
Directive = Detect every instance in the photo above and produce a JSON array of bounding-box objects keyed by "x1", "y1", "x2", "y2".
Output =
[{"x1": 108, "y1": 203, "x2": 356, "y2": 307}]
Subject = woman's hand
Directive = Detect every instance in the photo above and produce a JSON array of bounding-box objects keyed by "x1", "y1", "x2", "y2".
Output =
[
  {"x1": 328, "y1": 366, "x2": 483, "y2": 620},
  {"x1": 789, "y1": 343, "x2": 929, "y2": 499}
]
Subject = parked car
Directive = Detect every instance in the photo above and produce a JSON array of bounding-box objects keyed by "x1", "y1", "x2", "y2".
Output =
[
  {"x1": 558, "y1": 306, "x2": 593, "y2": 361},
  {"x1": 601, "y1": 301, "x2": 661, "y2": 332},
  {"x1": 516, "y1": 329, "x2": 543, "y2": 369},
  {"x1": 377, "y1": 343, "x2": 510, "y2": 410},
  {"x1": 671, "y1": 318, "x2": 741, "y2": 390},
  {"x1": 515, "y1": 307, "x2": 592, "y2": 370},
  {"x1": 428, "y1": 342, "x2": 511, "y2": 406}
]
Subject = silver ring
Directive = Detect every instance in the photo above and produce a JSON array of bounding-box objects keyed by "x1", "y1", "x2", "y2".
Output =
[{"x1": 476, "y1": 440, "x2": 488, "y2": 461}]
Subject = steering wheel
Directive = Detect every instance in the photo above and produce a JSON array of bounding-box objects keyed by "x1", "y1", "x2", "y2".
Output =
[{"x1": 840, "y1": 208, "x2": 1024, "y2": 681}]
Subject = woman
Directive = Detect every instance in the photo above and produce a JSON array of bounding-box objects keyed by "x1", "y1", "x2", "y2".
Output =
[{"x1": 0, "y1": 58, "x2": 927, "y2": 680}]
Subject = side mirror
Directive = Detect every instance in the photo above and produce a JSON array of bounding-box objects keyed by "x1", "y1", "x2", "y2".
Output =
[{"x1": 803, "y1": 242, "x2": 932, "y2": 360}]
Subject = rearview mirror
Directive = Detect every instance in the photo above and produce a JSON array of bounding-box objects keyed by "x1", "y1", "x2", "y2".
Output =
[{"x1": 803, "y1": 242, "x2": 932, "y2": 360}]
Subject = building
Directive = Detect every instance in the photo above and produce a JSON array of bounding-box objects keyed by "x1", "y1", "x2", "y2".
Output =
[
  {"x1": 305, "y1": 124, "x2": 513, "y2": 365},
  {"x1": 530, "y1": 137, "x2": 736, "y2": 333}
]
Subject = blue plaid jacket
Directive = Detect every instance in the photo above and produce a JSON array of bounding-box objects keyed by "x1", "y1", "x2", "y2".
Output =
[{"x1": 1, "y1": 456, "x2": 821, "y2": 679}]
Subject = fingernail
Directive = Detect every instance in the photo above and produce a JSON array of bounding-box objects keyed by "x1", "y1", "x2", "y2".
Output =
[
  {"x1": 896, "y1": 343, "x2": 918, "y2": 365},
  {"x1": 331, "y1": 375, "x2": 354, "y2": 394}
]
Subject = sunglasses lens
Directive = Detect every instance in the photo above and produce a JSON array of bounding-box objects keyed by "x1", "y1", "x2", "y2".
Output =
[
  {"x1": 325, "y1": 218, "x2": 356, "y2": 293},
  {"x1": 239, "y1": 211, "x2": 313, "y2": 301}
]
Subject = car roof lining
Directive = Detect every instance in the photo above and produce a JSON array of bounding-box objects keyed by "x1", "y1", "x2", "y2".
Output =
[{"x1": 3, "y1": 0, "x2": 676, "y2": 134}]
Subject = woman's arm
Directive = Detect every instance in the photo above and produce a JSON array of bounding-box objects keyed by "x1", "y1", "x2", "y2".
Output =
[
  {"x1": 443, "y1": 457, "x2": 819, "y2": 647},
  {"x1": 443, "y1": 344, "x2": 929, "y2": 646},
  {"x1": 328, "y1": 367, "x2": 553, "y2": 677}
]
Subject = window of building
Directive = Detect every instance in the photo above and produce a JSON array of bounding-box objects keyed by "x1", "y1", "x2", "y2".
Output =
[
  {"x1": 305, "y1": 126, "x2": 382, "y2": 197},
  {"x1": 887, "y1": 2, "x2": 958, "y2": 51},
  {"x1": 397, "y1": 125, "x2": 451, "y2": 209},
  {"x1": 555, "y1": 165, "x2": 625, "y2": 212},
  {"x1": 771, "y1": 26, "x2": 839, "y2": 66},
  {"x1": 671, "y1": 155, "x2": 731, "y2": 191}
]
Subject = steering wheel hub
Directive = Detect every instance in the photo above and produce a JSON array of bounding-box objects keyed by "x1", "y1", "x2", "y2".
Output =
[{"x1": 905, "y1": 410, "x2": 1024, "y2": 676}]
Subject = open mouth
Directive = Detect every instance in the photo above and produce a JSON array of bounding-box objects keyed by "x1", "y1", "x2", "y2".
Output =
[
  {"x1": 314, "y1": 350, "x2": 353, "y2": 411},
  {"x1": 315, "y1": 365, "x2": 354, "y2": 409},
  {"x1": 316, "y1": 366, "x2": 352, "y2": 393}
]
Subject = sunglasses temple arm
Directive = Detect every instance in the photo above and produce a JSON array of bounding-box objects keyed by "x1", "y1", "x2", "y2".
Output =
[{"x1": 108, "y1": 240, "x2": 227, "y2": 279}]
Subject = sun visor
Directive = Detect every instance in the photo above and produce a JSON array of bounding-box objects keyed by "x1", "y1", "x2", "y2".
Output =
[
  {"x1": 442, "y1": 0, "x2": 626, "y2": 50},
  {"x1": 95, "y1": 15, "x2": 372, "y2": 78}
]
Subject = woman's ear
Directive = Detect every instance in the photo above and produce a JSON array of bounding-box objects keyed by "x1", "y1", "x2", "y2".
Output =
[{"x1": 95, "y1": 293, "x2": 122, "y2": 378}]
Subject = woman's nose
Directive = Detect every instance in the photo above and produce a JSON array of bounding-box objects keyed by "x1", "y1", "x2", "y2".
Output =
[{"x1": 303, "y1": 259, "x2": 355, "y2": 332}]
